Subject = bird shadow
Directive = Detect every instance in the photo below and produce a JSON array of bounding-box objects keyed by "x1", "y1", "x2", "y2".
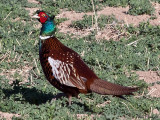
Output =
[
  {"x1": 2, "y1": 80, "x2": 96, "y2": 112},
  {"x1": 2, "y1": 80, "x2": 66, "y2": 105},
  {"x1": 71, "y1": 101, "x2": 95, "y2": 113}
]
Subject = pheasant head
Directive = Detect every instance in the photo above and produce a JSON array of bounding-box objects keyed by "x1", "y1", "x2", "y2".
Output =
[{"x1": 33, "y1": 11, "x2": 56, "y2": 38}]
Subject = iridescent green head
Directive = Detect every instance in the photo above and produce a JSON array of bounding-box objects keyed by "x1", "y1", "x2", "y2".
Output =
[{"x1": 33, "y1": 11, "x2": 56, "y2": 38}]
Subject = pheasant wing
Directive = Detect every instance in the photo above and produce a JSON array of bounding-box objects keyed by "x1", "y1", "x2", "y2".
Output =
[{"x1": 48, "y1": 56, "x2": 86, "y2": 90}]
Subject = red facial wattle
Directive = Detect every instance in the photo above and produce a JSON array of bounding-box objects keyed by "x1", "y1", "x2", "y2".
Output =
[{"x1": 38, "y1": 12, "x2": 48, "y2": 23}]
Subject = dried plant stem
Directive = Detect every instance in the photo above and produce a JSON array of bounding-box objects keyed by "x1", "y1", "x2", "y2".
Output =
[
  {"x1": 147, "y1": 88, "x2": 157, "y2": 96},
  {"x1": 92, "y1": 14, "x2": 94, "y2": 27},
  {"x1": 34, "y1": 58, "x2": 40, "y2": 75},
  {"x1": 126, "y1": 38, "x2": 143, "y2": 46},
  {"x1": 16, "y1": 39, "x2": 21, "y2": 46},
  {"x1": 121, "y1": 101, "x2": 131, "y2": 113},
  {"x1": 96, "y1": 58, "x2": 101, "y2": 70},
  {"x1": 91, "y1": 0, "x2": 98, "y2": 32},
  {"x1": 3, "y1": 11, "x2": 12, "y2": 21},
  {"x1": 145, "y1": 47, "x2": 150, "y2": 70}
]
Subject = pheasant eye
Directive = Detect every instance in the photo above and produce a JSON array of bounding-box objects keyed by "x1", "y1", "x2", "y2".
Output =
[{"x1": 41, "y1": 14, "x2": 45, "y2": 17}]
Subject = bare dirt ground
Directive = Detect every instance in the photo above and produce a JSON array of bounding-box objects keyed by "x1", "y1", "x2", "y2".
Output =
[
  {"x1": 136, "y1": 71, "x2": 160, "y2": 98},
  {"x1": 0, "y1": 111, "x2": 20, "y2": 120},
  {"x1": 1, "y1": 0, "x2": 159, "y2": 119},
  {"x1": 57, "y1": 2, "x2": 160, "y2": 39},
  {"x1": 28, "y1": 0, "x2": 39, "y2": 4}
]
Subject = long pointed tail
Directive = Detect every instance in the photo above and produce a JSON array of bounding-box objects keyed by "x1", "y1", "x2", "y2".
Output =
[{"x1": 90, "y1": 79, "x2": 138, "y2": 95}]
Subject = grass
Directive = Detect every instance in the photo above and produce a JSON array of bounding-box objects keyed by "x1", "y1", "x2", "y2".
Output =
[
  {"x1": 70, "y1": 14, "x2": 117, "y2": 30},
  {"x1": 128, "y1": 0, "x2": 155, "y2": 15},
  {"x1": 0, "y1": 0, "x2": 160, "y2": 119},
  {"x1": 36, "y1": 0, "x2": 156, "y2": 15}
]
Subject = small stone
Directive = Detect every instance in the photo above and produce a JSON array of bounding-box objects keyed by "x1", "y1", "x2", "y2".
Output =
[{"x1": 153, "y1": 109, "x2": 159, "y2": 115}]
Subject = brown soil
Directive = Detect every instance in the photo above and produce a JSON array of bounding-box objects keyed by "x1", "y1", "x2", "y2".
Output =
[
  {"x1": 25, "y1": 8, "x2": 40, "y2": 17},
  {"x1": 97, "y1": 2, "x2": 160, "y2": 26},
  {"x1": 28, "y1": 0, "x2": 39, "y2": 4},
  {"x1": 0, "y1": 111, "x2": 20, "y2": 120},
  {"x1": 26, "y1": 0, "x2": 40, "y2": 16},
  {"x1": 57, "y1": 10, "x2": 126, "y2": 40},
  {"x1": 136, "y1": 71, "x2": 160, "y2": 97},
  {"x1": 57, "y1": 2, "x2": 160, "y2": 39},
  {"x1": 57, "y1": 10, "x2": 93, "y2": 38}
]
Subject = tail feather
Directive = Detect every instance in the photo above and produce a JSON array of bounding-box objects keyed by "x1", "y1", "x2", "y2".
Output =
[{"x1": 90, "y1": 79, "x2": 138, "y2": 95}]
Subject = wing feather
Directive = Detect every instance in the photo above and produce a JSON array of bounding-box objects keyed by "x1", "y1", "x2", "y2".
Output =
[{"x1": 48, "y1": 57, "x2": 86, "y2": 89}]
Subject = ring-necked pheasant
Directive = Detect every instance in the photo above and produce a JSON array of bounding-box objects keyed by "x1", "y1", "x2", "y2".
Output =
[{"x1": 33, "y1": 11, "x2": 138, "y2": 105}]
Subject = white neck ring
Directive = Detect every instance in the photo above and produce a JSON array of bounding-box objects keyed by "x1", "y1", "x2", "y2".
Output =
[{"x1": 39, "y1": 35, "x2": 53, "y2": 40}]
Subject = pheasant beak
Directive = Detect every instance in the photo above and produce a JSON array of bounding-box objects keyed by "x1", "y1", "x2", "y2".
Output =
[{"x1": 32, "y1": 14, "x2": 40, "y2": 19}]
